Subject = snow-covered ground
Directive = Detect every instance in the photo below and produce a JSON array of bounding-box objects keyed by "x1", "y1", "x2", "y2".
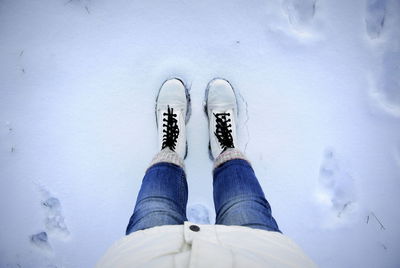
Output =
[{"x1": 1, "y1": 0, "x2": 399, "y2": 267}]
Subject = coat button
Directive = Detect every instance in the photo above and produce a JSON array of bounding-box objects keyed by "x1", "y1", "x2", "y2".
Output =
[{"x1": 189, "y1": 225, "x2": 200, "y2": 232}]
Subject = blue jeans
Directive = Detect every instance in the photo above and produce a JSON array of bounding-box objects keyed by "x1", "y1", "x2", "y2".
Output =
[{"x1": 126, "y1": 159, "x2": 280, "y2": 235}]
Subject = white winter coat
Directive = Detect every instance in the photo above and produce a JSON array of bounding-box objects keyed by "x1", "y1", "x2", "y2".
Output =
[{"x1": 96, "y1": 221, "x2": 317, "y2": 268}]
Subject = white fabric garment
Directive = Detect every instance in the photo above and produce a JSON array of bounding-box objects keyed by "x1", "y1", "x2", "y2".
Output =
[{"x1": 96, "y1": 222, "x2": 317, "y2": 268}]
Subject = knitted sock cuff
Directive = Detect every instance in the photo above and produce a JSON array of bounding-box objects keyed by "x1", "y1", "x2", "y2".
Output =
[
  {"x1": 213, "y1": 148, "x2": 250, "y2": 169},
  {"x1": 148, "y1": 148, "x2": 185, "y2": 170}
]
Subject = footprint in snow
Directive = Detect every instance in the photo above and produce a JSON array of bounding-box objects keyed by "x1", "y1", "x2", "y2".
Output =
[
  {"x1": 30, "y1": 232, "x2": 52, "y2": 252},
  {"x1": 6, "y1": 264, "x2": 23, "y2": 268},
  {"x1": 396, "y1": 143, "x2": 400, "y2": 166},
  {"x1": 316, "y1": 149, "x2": 357, "y2": 223},
  {"x1": 42, "y1": 197, "x2": 70, "y2": 238},
  {"x1": 369, "y1": 49, "x2": 400, "y2": 117},
  {"x1": 365, "y1": 0, "x2": 387, "y2": 39},
  {"x1": 65, "y1": 0, "x2": 91, "y2": 14},
  {"x1": 283, "y1": 0, "x2": 316, "y2": 30}
]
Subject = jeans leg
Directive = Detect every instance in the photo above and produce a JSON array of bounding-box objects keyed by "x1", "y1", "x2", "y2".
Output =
[
  {"x1": 213, "y1": 159, "x2": 281, "y2": 232},
  {"x1": 126, "y1": 162, "x2": 188, "y2": 235}
]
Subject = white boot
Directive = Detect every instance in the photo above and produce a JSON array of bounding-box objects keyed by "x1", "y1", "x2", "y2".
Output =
[
  {"x1": 156, "y1": 78, "x2": 190, "y2": 159},
  {"x1": 204, "y1": 78, "x2": 238, "y2": 159}
]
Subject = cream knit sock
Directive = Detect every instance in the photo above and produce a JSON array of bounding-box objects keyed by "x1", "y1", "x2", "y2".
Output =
[
  {"x1": 213, "y1": 148, "x2": 250, "y2": 169},
  {"x1": 148, "y1": 148, "x2": 185, "y2": 170}
]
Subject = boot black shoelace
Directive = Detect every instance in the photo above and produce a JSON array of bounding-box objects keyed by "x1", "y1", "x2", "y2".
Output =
[
  {"x1": 213, "y1": 112, "x2": 234, "y2": 151},
  {"x1": 162, "y1": 106, "x2": 180, "y2": 151}
]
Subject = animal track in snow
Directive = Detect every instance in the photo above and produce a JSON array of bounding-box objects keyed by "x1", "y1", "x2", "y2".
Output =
[
  {"x1": 315, "y1": 149, "x2": 357, "y2": 225},
  {"x1": 365, "y1": 0, "x2": 387, "y2": 39},
  {"x1": 3, "y1": 121, "x2": 16, "y2": 153}
]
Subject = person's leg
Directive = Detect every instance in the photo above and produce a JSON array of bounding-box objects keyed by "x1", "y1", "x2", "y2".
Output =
[
  {"x1": 204, "y1": 78, "x2": 279, "y2": 232},
  {"x1": 126, "y1": 149, "x2": 188, "y2": 235},
  {"x1": 213, "y1": 149, "x2": 280, "y2": 232},
  {"x1": 126, "y1": 78, "x2": 190, "y2": 235}
]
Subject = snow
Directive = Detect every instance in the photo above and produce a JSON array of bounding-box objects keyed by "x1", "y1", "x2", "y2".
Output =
[{"x1": 0, "y1": 0, "x2": 399, "y2": 267}]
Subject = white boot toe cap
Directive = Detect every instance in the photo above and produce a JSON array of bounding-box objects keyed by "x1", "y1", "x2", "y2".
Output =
[
  {"x1": 157, "y1": 78, "x2": 187, "y2": 109},
  {"x1": 206, "y1": 79, "x2": 237, "y2": 111}
]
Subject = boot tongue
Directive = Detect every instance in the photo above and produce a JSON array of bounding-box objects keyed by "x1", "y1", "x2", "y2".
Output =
[{"x1": 157, "y1": 101, "x2": 187, "y2": 111}]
